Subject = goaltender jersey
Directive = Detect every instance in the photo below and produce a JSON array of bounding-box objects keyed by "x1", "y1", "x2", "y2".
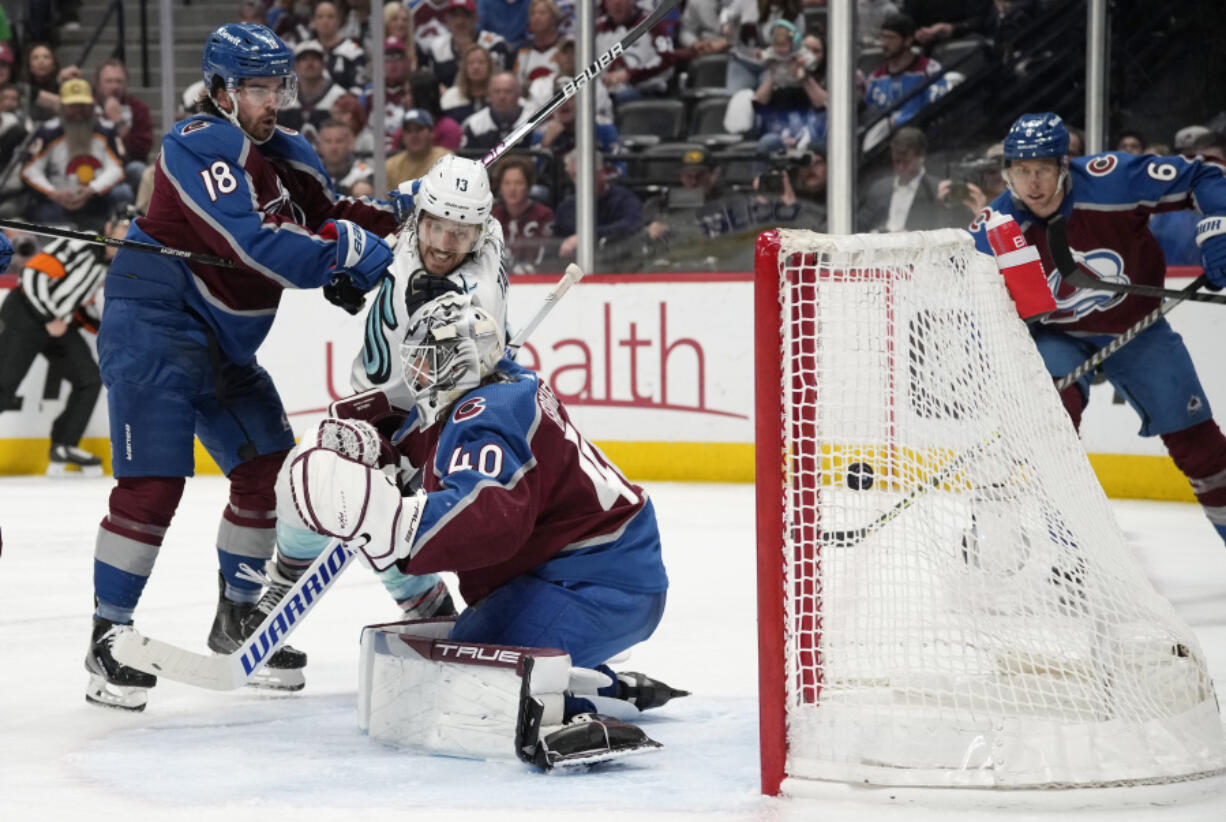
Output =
[
  {"x1": 969, "y1": 151, "x2": 1226, "y2": 335},
  {"x1": 111, "y1": 115, "x2": 398, "y2": 363},
  {"x1": 390, "y1": 358, "x2": 668, "y2": 607}
]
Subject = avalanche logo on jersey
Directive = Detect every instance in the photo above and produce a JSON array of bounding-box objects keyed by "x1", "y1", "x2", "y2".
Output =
[
  {"x1": 1085, "y1": 155, "x2": 1119, "y2": 177},
  {"x1": 1044, "y1": 247, "x2": 1128, "y2": 323},
  {"x1": 261, "y1": 176, "x2": 305, "y2": 225},
  {"x1": 452, "y1": 397, "x2": 486, "y2": 423},
  {"x1": 67, "y1": 154, "x2": 102, "y2": 185}
]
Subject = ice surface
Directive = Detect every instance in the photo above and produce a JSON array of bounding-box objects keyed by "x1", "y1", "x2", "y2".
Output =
[{"x1": 1, "y1": 477, "x2": 1224, "y2": 821}]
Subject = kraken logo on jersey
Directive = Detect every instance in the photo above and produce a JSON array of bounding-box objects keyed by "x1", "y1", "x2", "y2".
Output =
[
  {"x1": 362, "y1": 277, "x2": 399, "y2": 385},
  {"x1": 1045, "y1": 247, "x2": 1128, "y2": 322}
]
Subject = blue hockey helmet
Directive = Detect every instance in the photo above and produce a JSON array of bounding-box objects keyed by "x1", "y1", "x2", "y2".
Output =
[
  {"x1": 201, "y1": 24, "x2": 295, "y2": 142},
  {"x1": 202, "y1": 23, "x2": 294, "y2": 95},
  {"x1": 1003, "y1": 113, "x2": 1070, "y2": 162}
]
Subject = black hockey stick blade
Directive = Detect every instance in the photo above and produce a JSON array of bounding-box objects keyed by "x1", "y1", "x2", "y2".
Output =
[
  {"x1": 0, "y1": 217, "x2": 240, "y2": 268},
  {"x1": 821, "y1": 433, "x2": 1002, "y2": 548},
  {"x1": 1047, "y1": 214, "x2": 1225, "y2": 304}
]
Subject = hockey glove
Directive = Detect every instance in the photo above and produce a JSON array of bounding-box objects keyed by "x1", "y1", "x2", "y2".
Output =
[
  {"x1": 405, "y1": 268, "x2": 465, "y2": 317},
  {"x1": 1195, "y1": 216, "x2": 1226, "y2": 290},
  {"x1": 389, "y1": 178, "x2": 421, "y2": 225},
  {"x1": 0, "y1": 233, "x2": 12, "y2": 272},
  {"x1": 321, "y1": 218, "x2": 394, "y2": 291},
  {"x1": 323, "y1": 274, "x2": 367, "y2": 315},
  {"x1": 288, "y1": 446, "x2": 424, "y2": 573}
]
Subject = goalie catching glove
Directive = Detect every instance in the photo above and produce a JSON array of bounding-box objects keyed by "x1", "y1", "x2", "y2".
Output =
[
  {"x1": 1195, "y1": 216, "x2": 1226, "y2": 290},
  {"x1": 288, "y1": 446, "x2": 424, "y2": 572}
]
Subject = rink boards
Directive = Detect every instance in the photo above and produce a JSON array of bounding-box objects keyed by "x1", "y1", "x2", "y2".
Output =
[{"x1": 0, "y1": 269, "x2": 1219, "y2": 500}]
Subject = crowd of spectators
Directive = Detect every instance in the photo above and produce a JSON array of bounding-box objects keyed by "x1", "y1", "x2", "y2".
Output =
[{"x1": 0, "y1": 0, "x2": 1224, "y2": 275}]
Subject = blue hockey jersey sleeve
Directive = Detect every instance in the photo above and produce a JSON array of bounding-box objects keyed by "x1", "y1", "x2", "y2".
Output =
[
  {"x1": 156, "y1": 117, "x2": 340, "y2": 290},
  {"x1": 1073, "y1": 152, "x2": 1226, "y2": 217}
]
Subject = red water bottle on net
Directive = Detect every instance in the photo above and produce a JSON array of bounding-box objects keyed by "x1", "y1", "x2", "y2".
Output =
[{"x1": 985, "y1": 211, "x2": 1057, "y2": 321}]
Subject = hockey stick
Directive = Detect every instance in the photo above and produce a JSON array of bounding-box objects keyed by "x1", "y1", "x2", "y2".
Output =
[
  {"x1": 478, "y1": 0, "x2": 682, "y2": 170},
  {"x1": 0, "y1": 217, "x2": 240, "y2": 268},
  {"x1": 822, "y1": 432, "x2": 1002, "y2": 548},
  {"x1": 507, "y1": 263, "x2": 585, "y2": 353},
  {"x1": 1048, "y1": 215, "x2": 1209, "y2": 389},
  {"x1": 1046, "y1": 214, "x2": 1224, "y2": 304},
  {"x1": 111, "y1": 267, "x2": 589, "y2": 690},
  {"x1": 112, "y1": 542, "x2": 356, "y2": 690}
]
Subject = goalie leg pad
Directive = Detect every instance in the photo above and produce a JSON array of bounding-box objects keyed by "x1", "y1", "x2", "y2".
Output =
[{"x1": 358, "y1": 620, "x2": 570, "y2": 761}]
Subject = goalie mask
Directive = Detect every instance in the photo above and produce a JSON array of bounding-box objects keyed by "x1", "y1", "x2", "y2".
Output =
[{"x1": 400, "y1": 292, "x2": 505, "y2": 427}]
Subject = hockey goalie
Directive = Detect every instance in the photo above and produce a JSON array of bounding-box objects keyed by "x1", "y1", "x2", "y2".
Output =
[{"x1": 283, "y1": 287, "x2": 688, "y2": 769}]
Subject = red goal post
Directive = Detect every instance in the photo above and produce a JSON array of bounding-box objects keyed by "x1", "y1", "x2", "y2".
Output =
[{"x1": 753, "y1": 228, "x2": 1226, "y2": 796}]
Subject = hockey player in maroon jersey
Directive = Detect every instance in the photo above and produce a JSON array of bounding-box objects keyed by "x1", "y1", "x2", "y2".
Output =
[
  {"x1": 283, "y1": 291, "x2": 686, "y2": 766},
  {"x1": 969, "y1": 112, "x2": 1226, "y2": 547},
  {"x1": 84, "y1": 23, "x2": 419, "y2": 711}
]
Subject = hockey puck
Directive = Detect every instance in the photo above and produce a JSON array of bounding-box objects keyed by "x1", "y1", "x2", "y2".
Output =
[{"x1": 847, "y1": 462, "x2": 874, "y2": 490}]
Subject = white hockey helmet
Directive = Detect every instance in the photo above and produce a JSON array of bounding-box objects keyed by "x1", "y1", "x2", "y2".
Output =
[
  {"x1": 400, "y1": 292, "x2": 505, "y2": 427},
  {"x1": 415, "y1": 155, "x2": 493, "y2": 227}
]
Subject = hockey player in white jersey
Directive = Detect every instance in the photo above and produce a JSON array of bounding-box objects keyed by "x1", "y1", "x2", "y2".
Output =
[
  {"x1": 351, "y1": 154, "x2": 509, "y2": 396},
  {"x1": 231, "y1": 155, "x2": 510, "y2": 665}
]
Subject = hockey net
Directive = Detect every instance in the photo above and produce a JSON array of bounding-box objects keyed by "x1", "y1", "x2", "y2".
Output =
[{"x1": 753, "y1": 228, "x2": 1226, "y2": 794}]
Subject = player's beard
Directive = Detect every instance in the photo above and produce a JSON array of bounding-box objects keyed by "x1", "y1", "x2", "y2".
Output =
[
  {"x1": 244, "y1": 113, "x2": 277, "y2": 143},
  {"x1": 421, "y1": 244, "x2": 460, "y2": 275},
  {"x1": 63, "y1": 119, "x2": 95, "y2": 158}
]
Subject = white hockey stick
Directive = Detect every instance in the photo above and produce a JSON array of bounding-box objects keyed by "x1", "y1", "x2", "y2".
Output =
[
  {"x1": 508, "y1": 263, "x2": 585, "y2": 353},
  {"x1": 112, "y1": 542, "x2": 356, "y2": 690}
]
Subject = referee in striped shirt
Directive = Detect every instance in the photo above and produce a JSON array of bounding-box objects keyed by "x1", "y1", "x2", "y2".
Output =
[{"x1": 0, "y1": 209, "x2": 132, "y2": 473}]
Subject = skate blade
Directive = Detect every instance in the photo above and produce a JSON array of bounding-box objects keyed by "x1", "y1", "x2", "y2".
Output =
[
  {"x1": 547, "y1": 740, "x2": 663, "y2": 771},
  {"x1": 47, "y1": 464, "x2": 104, "y2": 478},
  {"x1": 85, "y1": 674, "x2": 149, "y2": 711},
  {"x1": 244, "y1": 666, "x2": 306, "y2": 691}
]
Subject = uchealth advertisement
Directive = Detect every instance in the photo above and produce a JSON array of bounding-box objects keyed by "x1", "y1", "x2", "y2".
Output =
[
  {"x1": 0, "y1": 270, "x2": 1220, "y2": 501},
  {"x1": 256, "y1": 272, "x2": 757, "y2": 482}
]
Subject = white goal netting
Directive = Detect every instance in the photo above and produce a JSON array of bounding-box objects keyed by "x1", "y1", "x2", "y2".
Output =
[{"x1": 756, "y1": 228, "x2": 1226, "y2": 789}]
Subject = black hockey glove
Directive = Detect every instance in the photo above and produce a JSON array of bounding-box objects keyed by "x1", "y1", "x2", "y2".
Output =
[
  {"x1": 323, "y1": 274, "x2": 368, "y2": 315},
  {"x1": 404, "y1": 268, "x2": 465, "y2": 317}
]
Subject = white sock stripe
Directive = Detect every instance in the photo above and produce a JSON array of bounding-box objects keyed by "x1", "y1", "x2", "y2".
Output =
[
  {"x1": 1203, "y1": 505, "x2": 1226, "y2": 526},
  {"x1": 216, "y1": 517, "x2": 276, "y2": 558},
  {"x1": 105, "y1": 512, "x2": 168, "y2": 538},
  {"x1": 227, "y1": 502, "x2": 276, "y2": 519},
  {"x1": 1188, "y1": 465, "x2": 1226, "y2": 495},
  {"x1": 96, "y1": 528, "x2": 161, "y2": 575}
]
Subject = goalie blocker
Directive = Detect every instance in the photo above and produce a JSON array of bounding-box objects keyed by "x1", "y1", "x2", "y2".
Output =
[{"x1": 358, "y1": 619, "x2": 662, "y2": 770}]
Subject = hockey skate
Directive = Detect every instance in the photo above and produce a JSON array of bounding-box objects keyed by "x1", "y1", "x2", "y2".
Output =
[
  {"x1": 47, "y1": 443, "x2": 104, "y2": 478},
  {"x1": 85, "y1": 616, "x2": 157, "y2": 711},
  {"x1": 517, "y1": 702, "x2": 662, "y2": 772},
  {"x1": 614, "y1": 671, "x2": 690, "y2": 711},
  {"x1": 207, "y1": 573, "x2": 307, "y2": 691}
]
